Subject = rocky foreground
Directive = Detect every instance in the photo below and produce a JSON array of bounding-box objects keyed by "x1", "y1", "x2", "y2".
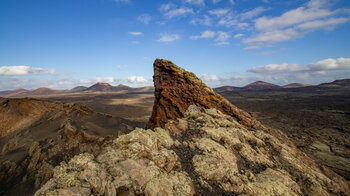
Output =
[
  {"x1": 34, "y1": 59, "x2": 350, "y2": 195},
  {"x1": 0, "y1": 98, "x2": 141, "y2": 195}
]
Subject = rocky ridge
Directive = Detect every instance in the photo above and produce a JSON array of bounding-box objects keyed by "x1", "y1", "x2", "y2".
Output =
[{"x1": 35, "y1": 59, "x2": 350, "y2": 195}]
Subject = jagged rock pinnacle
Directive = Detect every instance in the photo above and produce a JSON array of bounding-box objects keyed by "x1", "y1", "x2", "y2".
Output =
[{"x1": 146, "y1": 59, "x2": 262, "y2": 130}]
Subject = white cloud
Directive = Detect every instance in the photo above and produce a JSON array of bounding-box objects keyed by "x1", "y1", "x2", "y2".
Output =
[
  {"x1": 229, "y1": 0, "x2": 235, "y2": 4},
  {"x1": 190, "y1": 15, "x2": 212, "y2": 26},
  {"x1": 191, "y1": 30, "x2": 216, "y2": 40},
  {"x1": 184, "y1": 0, "x2": 204, "y2": 6},
  {"x1": 308, "y1": 0, "x2": 329, "y2": 9},
  {"x1": 137, "y1": 14, "x2": 151, "y2": 24},
  {"x1": 242, "y1": 57, "x2": 350, "y2": 85},
  {"x1": 200, "y1": 74, "x2": 219, "y2": 82},
  {"x1": 159, "y1": 3, "x2": 175, "y2": 12},
  {"x1": 164, "y1": 7, "x2": 194, "y2": 18},
  {"x1": 0, "y1": 65, "x2": 55, "y2": 76},
  {"x1": 215, "y1": 31, "x2": 231, "y2": 45},
  {"x1": 215, "y1": 31, "x2": 231, "y2": 42},
  {"x1": 218, "y1": 15, "x2": 236, "y2": 27},
  {"x1": 240, "y1": 7, "x2": 269, "y2": 20},
  {"x1": 233, "y1": 33, "x2": 244, "y2": 38},
  {"x1": 255, "y1": 7, "x2": 333, "y2": 31},
  {"x1": 212, "y1": 0, "x2": 221, "y2": 4},
  {"x1": 241, "y1": 0, "x2": 350, "y2": 49},
  {"x1": 244, "y1": 45, "x2": 261, "y2": 50},
  {"x1": 79, "y1": 77, "x2": 119, "y2": 84},
  {"x1": 297, "y1": 17, "x2": 350, "y2": 31},
  {"x1": 127, "y1": 76, "x2": 148, "y2": 83},
  {"x1": 215, "y1": 41, "x2": 230, "y2": 46},
  {"x1": 248, "y1": 57, "x2": 350, "y2": 73},
  {"x1": 158, "y1": 33, "x2": 180, "y2": 43},
  {"x1": 244, "y1": 28, "x2": 300, "y2": 45},
  {"x1": 128, "y1": 31, "x2": 143, "y2": 36},
  {"x1": 209, "y1": 8, "x2": 229, "y2": 17}
]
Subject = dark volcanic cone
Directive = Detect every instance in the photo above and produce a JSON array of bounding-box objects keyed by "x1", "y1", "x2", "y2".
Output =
[{"x1": 146, "y1": 59, "x2": 263, "y2": 130}]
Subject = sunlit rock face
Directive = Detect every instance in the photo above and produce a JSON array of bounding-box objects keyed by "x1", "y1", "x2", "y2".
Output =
[{"x1": 146, "y1": 59, "x2": 263, "y2": 130}]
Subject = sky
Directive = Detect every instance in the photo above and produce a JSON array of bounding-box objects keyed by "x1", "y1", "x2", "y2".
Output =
[{"x1": 1, "y1": 0, "x2": 350, "y2": 90}]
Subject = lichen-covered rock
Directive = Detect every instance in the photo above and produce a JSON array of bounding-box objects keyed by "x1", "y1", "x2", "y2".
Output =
[
  {"x1": 35, "y1": 128, "x2": 194, "y2": 196},
  {"x1": 36, "y1": 106, "x2": 350, "y2": 195}
]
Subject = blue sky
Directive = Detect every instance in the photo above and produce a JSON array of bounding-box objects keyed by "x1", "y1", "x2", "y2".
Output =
[{"x1": 1, "y1": 0, "x2": 350, "y2": 90}]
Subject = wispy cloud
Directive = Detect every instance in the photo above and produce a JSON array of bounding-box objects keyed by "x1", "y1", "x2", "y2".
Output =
[
  {"x1": 164, "y1": 7, "x2": 194, "y2": 18},
  {"x1": 190, "y1": 15, "x2": 212, "y2": 26},
  {"x1": 184, "y1": 0, "x2": 204, "y2": 6},
  {"x1": 215, "y1": 31, "x2": 231, "y2": 43},
  {"x1": 244, "y1": 0, "x2": 350, "y2": 48},
  {"x1": 209, "y1": 8, "x2": 230, "y2": 17},
  {"x1": 79, "y1": 77, "x2": 119, "y2": 84},
  {"x1": 159, "y1": 3, "x2": 176, "y2": 12},
  {"x1": 211, "y1": 0, "x2": 221, "y2": 4},
  {"x1": 0, "y1": 65, "x2": 55, "y2": 76},
  {"x1": 191, "y1": 30, "x2": 216, "y2": 40},
  {"x1": 158, "y1": 33, "x2": 180, "y2": 43},
  {"x1": 128, "y1": 31, "x2": 143, "y2": 36},
  {"x1": 233, "y1": 33, "x2": 244, "y2": 38},
  {"x1": 249, "y1": 57, "x2": 350, "y2": 74},
  {"x1": 137, "y1": 14, "x2": 151, "y2": 24},
  {"x1": 240, "y1": 6, "x2": 269, "y2": 20}
]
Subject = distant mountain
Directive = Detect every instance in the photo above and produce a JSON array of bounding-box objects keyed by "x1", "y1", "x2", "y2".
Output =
[
  {"x1": 85, "y1": 82, "x2": 113, "y2": 91},
  {"x1": 319, "y1": 79, "x2": 350, "y2": 88},
  {"x1": 114, "y1": 84, "x2": 133, "y2": 91},
  {"x1": 85, "y1": 83, "x2": 132, "y2": 92},
  {"x1": 0, "y1": 88, "x2": 29, "y2": 97},
  {"x1": 243, "y1": 81, "x2": 281, "y2": 90},
  {"x1": 70, "y1": 86, "x2": 88, "y2": 92},
  {"x1": 0, "y1": 87, "x2": 66, "y2": 97},
  {"x1": 283, "y1": 83, "x2": 311, "y2": 88},
  {"x1": 213, "y1": 86, "x2": 239, "y2": 93}
]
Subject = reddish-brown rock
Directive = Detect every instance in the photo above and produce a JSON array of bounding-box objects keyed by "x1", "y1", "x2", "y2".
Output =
[{"x1": 146, "y1": 59, "x2": 264, "y2": 130}]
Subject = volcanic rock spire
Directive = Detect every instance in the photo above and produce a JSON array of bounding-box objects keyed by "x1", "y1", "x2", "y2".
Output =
[{"x1": 146, "y1": 59, "x2": 262, "y2": 130}]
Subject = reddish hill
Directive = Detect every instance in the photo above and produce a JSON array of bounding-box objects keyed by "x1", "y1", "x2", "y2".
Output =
[
  {"x1": 213, "y1": 85, "x2": 239, "y2": 93},
  {"x1": 243, "y1": 81, "x2": 281, "y2": 90},
  {"x1": 85, "y1": 83, "x2": 132, "y2": 92},
  {"x1": 283, "y1": 83, "x2": 311, "y2": 88},
  {"x1": 85, "y1": 82, "x2": 113, "y2": 91},
  {"x1": 0, "y1": 88, "x2": 29, "y2": 97}
]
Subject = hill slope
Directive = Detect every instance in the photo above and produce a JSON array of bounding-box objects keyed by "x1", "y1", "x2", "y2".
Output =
[
  {"x1": 0, "y1": 98, "x2": 142, "y2": 195},
  {"x1": 243, "y1": 81, "x2": 281, "y2": 90}
]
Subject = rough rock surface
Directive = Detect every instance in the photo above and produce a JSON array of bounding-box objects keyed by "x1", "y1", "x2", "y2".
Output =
[
  {"x1": 36, "y1": 105, "x2": 350, "y2": 195},
  {"x1": 36, "y1": 59, "x2": 349, "y2": 195},
  {"x1": 0, "y1": 98, "x2": 141, "y2": 195},
  {"x1": 146, "y1": 59, "x2": 263, "y2": 130}
]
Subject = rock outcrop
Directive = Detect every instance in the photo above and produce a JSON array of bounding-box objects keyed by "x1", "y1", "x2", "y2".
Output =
[
  {"x1": 146, "y1": 59, "x2": 263, "y2": 130},
  {"x1": 36, "y1": 59, "x2": 350, "y2": 195},
  {"x1": 36, "y1": 105, "x2": 350, "y2": 195}
]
